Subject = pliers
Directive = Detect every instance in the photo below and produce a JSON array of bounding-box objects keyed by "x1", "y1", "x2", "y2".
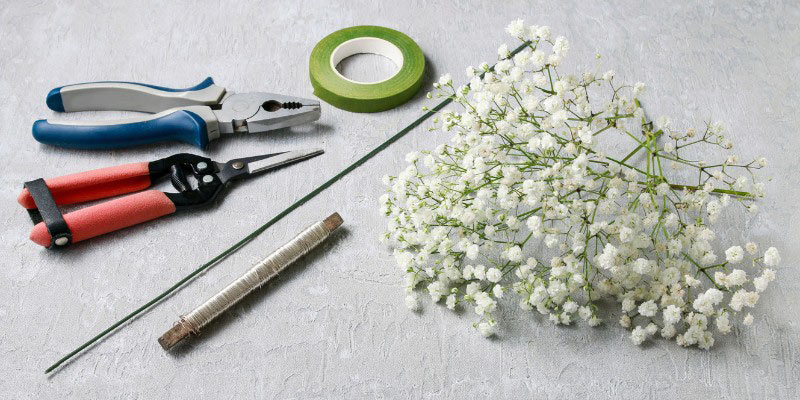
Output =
[
  {"x1": 17, "y1": 149, "x2": 323, "y2": 248},
  {"x1": 32, "y1": 77, "x2": 321, "y2": 149}
]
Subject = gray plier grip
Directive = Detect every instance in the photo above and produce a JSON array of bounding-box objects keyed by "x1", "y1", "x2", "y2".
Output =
[{"x1": 45, "y1": 77, "x2": 226, "y2": 113}]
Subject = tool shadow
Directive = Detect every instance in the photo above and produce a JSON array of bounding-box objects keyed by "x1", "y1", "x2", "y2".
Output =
[
  {"x1": 205, "y1": 123, "x2": 335, "y2": 156},
  {"x1": 33, "y1": 122, "x2": 334, "y2": 160}
]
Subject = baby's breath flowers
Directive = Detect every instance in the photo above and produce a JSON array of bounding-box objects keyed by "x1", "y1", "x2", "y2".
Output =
[{"x1": 379, "y1": 21, "x2": 780, "y2": 349}]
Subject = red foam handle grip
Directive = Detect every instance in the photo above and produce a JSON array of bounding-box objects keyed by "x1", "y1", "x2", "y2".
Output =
[
  {"x1": 18, "y1": 162, "x2": 151, "y2": 209},
  {"x1": 29, "y1": 190, "x2": 176, "y2": 247}
]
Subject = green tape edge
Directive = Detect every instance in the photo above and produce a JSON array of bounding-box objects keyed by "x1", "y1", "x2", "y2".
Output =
[{"x1": 310, "y1": 26, "x2": 425, "y2": 113}]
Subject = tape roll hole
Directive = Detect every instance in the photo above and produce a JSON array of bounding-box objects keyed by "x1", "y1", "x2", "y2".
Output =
[{"x1": 330, "y1": 37, "x2": 405, "y2": 84}]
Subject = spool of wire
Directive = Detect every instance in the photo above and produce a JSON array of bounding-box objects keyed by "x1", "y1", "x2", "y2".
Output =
[{"x1": 158, "y1": 212, "x2": 343, "y2": 350}]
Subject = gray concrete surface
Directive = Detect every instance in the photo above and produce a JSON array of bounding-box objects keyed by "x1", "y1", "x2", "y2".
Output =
[{"x1": 1, "y1": 0, "x2": 798, "y2": 398}]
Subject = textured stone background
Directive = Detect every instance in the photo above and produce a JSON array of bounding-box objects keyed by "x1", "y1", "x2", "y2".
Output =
[{"x1": 1, "y1": 0, "x2": 798, "y2": 398}]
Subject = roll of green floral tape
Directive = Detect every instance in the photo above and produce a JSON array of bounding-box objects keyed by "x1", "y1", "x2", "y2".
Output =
[{"x1": 309, "y1": 26, "x2": 425, "y2": 113}]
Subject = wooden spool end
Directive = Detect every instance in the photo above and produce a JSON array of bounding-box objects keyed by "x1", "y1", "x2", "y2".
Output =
[
  {"x1": 158, "y1": 322, "x2": 193, "y2": 351},
  {"x1": 323, "y1": 212, "x2": 343, "y2": 232}
]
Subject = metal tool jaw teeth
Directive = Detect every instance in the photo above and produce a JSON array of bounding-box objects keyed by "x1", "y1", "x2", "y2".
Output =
[{"x1": 215, "y1": 93, "x2": 321, "y2": 135}]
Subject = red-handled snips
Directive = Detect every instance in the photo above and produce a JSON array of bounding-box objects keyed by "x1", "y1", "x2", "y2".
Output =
[{"x1": 17, "y1": 149, "x2": 323, "y2": 248}]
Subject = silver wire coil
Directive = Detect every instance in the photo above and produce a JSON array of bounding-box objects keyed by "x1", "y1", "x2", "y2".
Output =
[{"x1": 180, "y1": 221, "x2": 330, "y2": 332}]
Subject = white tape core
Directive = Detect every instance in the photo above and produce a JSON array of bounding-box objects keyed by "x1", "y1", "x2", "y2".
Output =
[{"x1": 330, "y1": 37, "x2": 404, "y2": 84}]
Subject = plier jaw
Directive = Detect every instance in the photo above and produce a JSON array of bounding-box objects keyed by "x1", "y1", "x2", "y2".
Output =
[
  {"x1": 214, "y1": 93, "x2": 321, "y2": 135},
  {"x1": 156, "y1": 149, "x2": 326, "y2": 209}
]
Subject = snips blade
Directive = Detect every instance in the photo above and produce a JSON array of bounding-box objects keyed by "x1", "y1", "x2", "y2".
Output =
[{"x1": 217, "y1": 149, "x2": 324, "y2": 183}]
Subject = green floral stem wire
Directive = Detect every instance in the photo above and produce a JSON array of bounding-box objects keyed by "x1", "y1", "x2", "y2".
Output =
[{"x1": 44, "y1": 41, "x2": 533, "y2": 374}]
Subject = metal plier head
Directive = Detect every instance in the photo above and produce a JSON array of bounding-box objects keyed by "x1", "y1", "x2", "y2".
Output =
[
  {"x1": 151, "y1": 149, "x2": 323, "y2": 208},
  {"x1": 214, "y1": 93, "x2": 321, "y2": 135}
]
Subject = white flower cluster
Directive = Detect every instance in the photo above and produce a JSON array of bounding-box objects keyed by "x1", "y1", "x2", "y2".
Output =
[{"x1": 380, "y1": 21, "x2": 779, "y2": 349}]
